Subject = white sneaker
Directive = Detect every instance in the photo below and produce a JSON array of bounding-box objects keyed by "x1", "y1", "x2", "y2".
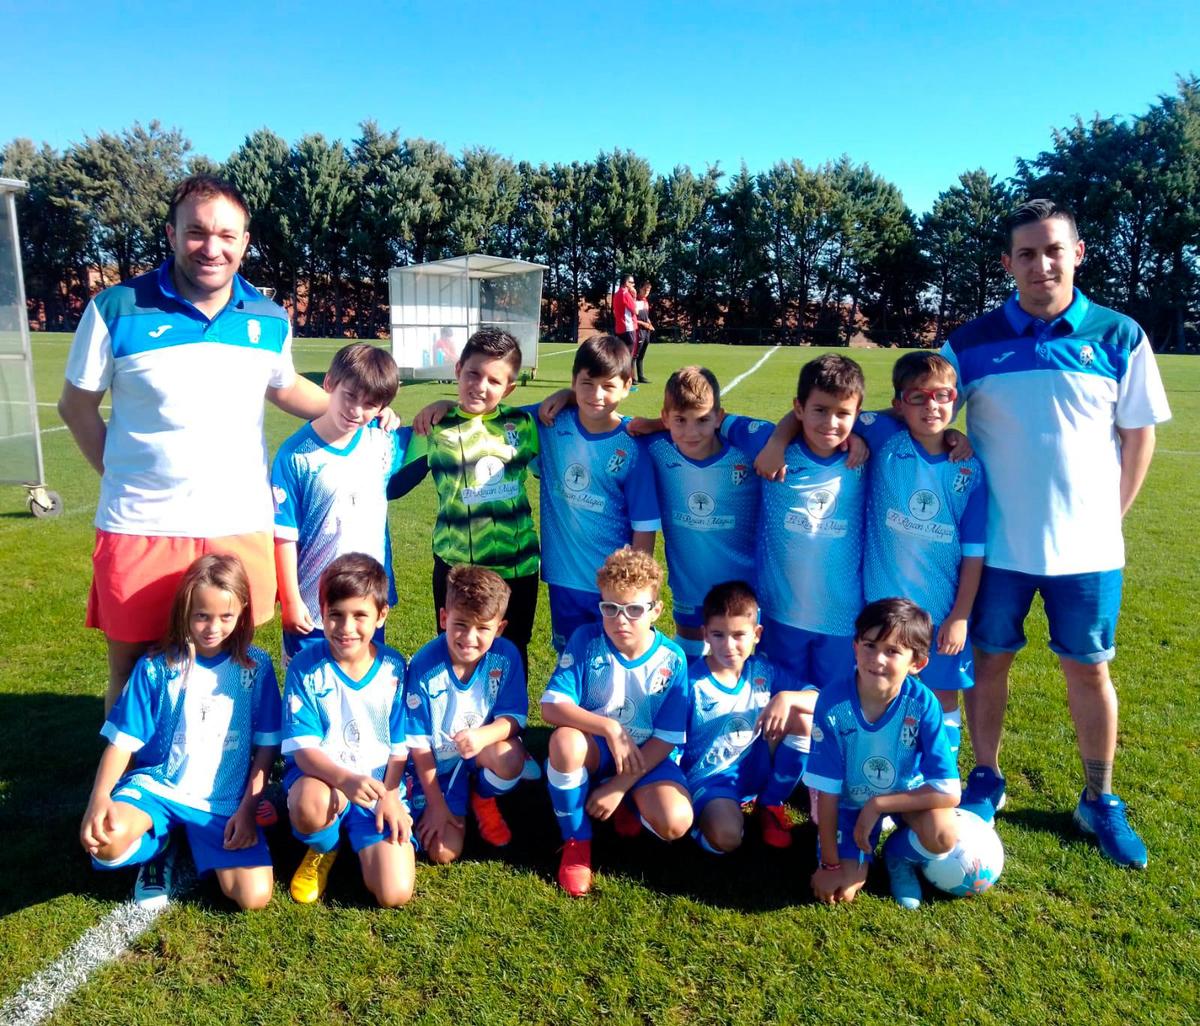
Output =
[{"x1": 133, "y1": 841, "x2": 176, "y2": 911}]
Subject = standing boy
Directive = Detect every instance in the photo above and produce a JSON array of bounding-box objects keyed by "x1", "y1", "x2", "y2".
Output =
[
  {"x1": 858, "y1": 352, "x2": 987, "y2": 765},
  {"x1": 541, "y1": 547, "x2": 693, "y2": 896},
  {"x1": 644, "y1": 366, "x2": 761, "y2": 660},
  {"x1": 405, "y1": 566, "x2": 529, "y2": 862},
  {"x1": 684, "y1": 581, "x2": 812, "y2": 853},
  {"x1": 390, "y1": 329, "x2": 541, "y2": 671},
  {"x1": 272, "y1": 343, "x2": 409, "y2": 665},
  {"x1": 283, "y1": 554, "x2": 414, "y2": 908},
  {"x1": 804, "y1": 599, "x2": 962, "y2": 908},
  {"x1": 535, "y1": 335, "x2": 661, "y2": 651}
]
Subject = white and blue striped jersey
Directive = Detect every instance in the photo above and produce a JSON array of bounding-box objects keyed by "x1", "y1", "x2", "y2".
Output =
[
  {"x1": 533, "y1": 408, "x2": 661, "y2": 593},
  {"x1": 722, "y1": 415, "x2": 867, "y2": 635},
  {"x1": 282, "y1": 642, "x2": 408, "y2": 782},
  {"x1": 541, "y1": 624, "x2": 688, "y2": 746},
  {"x1": 102, "y1": 647, "x2": 282, "y2": 816},
  {"x1": 942, "y1": 290, "x2": 1171, "y2": 575},
  {"x1": 403, "y1": 634, "x2": 528, "y2": 774},
  {"x1": 272, "y1": 422, "x2": 410, "y2": 625},
  {"x1": 682, "y1": 654, "x2": 798, "y2": 791},
  {"x1": 803, "y1": 671, "x2": 959, "y2": 810},
  {"x1": 857, "y1": 413, "x2": 987, "y2": 623},
  {"x1": 64, "y1": 261, "x2": 294, "y2": 537},
  {"x1": 645, "y1": 434, "x2": 760, "y2": 620}
]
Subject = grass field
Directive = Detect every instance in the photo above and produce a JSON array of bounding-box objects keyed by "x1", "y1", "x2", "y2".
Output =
[{"x1": 1, "y1": 337, "x2": 1198, "y2": 1025}]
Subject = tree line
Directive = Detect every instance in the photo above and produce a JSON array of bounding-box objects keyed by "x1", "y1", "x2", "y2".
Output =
[{"x1": 3, "y1": 76, "x2": 1197, "y2": 350}]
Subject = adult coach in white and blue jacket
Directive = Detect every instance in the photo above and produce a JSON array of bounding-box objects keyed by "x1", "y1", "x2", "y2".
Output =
[
  {"x1": 941, "y1": 199, "x2": 1171, "y2": 869},
  {"x1": 58, "y1": 175, "x2": 333, "y2": 716}
]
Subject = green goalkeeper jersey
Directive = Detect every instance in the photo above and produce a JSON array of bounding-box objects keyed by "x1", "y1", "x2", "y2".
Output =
[{"x1": 398, "y1": 404, "x2": 540, "y2": 578}]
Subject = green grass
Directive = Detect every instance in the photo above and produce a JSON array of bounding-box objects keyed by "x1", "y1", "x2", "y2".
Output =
[{"x1": 1, "y1": 337, "x2": 1198, "y2": 1025}]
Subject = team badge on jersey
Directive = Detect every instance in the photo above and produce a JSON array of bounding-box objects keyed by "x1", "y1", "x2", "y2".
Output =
[
  {"x1": 952, "y1": 465, "x2": 973, "y2": 494},
  {"x1": 343, "y1": 720, "x2": 362, "y2": 749},
  {"x1": 908, "y1": 489, "x2": 940, "y2": 520},
  {"x1": 240, "y1": 667, "x2": 255, "y2": 691},
  {"x1": 564, "y1": 463, "x2": 589, "y2": 491},
  {"x1": 1079, "y1": 344, "x2": 1095, "y2": 367},
  {"x1": 732, "y1": 464, "x2": 748, "y2": 486},
  {"x1": 807, "y1": 489, "x2": 836, "y2": 519},
  {"x1": 247, "y1": 319, "x2": 262, "y2": 344},
  {"x1": 862, "y1": 755, "x2": 896, "y2": 789},
  {"x1": 487, "y1": 666, "x2": 503, "y2": 702},
  {"x1": 900, "y1": 715, "x2": 918, "y2": 749},
  {"x1": 272, "y1": 486, "x2": 288, "y2": 509},
  {"x1": 504, "y1": 422, "x2": 520, "y2": 448},
  {"x1": 606, "y1": 448, "x2": 629, "y2": 474},
  {"x1": 559, "y1": 652, "x2": 574, "y2": 669},
  {"x1": 859, "y1": 411, "x2": 877, "y2": 426},
  {"x1": 687, "y1": 491, "x2": 715, "y2": 517},
  {"x1": 649, "y1": 664, "x2": 672, "y2": 694},
  {"x1": 474, "y1": 455, "x2": 505, "y2": 485},
  {"x1": 406, "y1": 691, "x2": 421, "y2": 709},
  {"x1": 752, "y1": 675, "x2": 768, "y2": 693}
]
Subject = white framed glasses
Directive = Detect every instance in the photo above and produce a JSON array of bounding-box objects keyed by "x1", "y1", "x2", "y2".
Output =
[{"x1": 598, "y1": 600, "x2": 652, "y2": 620}]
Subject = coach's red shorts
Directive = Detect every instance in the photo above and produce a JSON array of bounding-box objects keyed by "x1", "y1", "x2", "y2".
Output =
[{"x1": 86, "y1": 529, "x2": 277, "y2": 643}]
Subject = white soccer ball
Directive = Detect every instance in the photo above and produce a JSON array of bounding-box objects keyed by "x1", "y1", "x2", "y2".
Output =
[{"x1": 920, "y1": 808, "x2": 1004, "y2": 897}]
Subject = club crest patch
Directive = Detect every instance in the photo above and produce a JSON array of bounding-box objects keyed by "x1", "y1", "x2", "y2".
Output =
[{"x1": 607, "y1": 448, "x2": 629, "y2": 474}]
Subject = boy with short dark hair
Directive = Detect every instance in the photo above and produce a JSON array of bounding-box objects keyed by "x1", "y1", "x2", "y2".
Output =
[
  {"x1": 272, "y1": 342, "x2": 408, "y2": 664},
  {"x1": 644, "y1": 366, "x2": 761, "y2": 659},
  {"x1": 535, "y1": 334, "x2": 661, "y2": 651},
  {"x1": 283, "y1": 553, "x2": 414, "y2": 908},
  {"x1": 390, "y1": 329, "x2": 541, "y2": 671},
  {"x1": 684, "y1": 581, "x2": 813, "y2": 853},
  {"x1": 804, "y1": 598, "x2": 961, "y2": 908},
  {"x1": 541, "y1": 546, "x2": 693, "y2": 896},
  {"x1": 405, "y1": 566, "x2": 529, "y2": 862},
  {"x1": 857, "y1": 351, "x2": 987, "y2": 768}
]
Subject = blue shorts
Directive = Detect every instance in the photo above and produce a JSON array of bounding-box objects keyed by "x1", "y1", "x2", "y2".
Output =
[
  {"x1": 285, "y1": 768, "x2": 410, "y2": 854},
  {"x1": 919, "y1": 633, "x2": 975, "y2": 692},
  {"x1": 594, "y1": 735, "x2": 688, "y2": 792},
  {"x1": 409, "y1": 758, "x2": 473, "y2": 819},
  {"x1": 815, "y1": 804, "x2": 884, "y2": 865},
  {"x1": 760, "y1": 618, "x2": 852, "y2": 689},
  {"x1": 971, "y1": 566, "x2": 1123, "y2": 664},
  {"x1": 688, "y1": 744, "x2": 770, "y2": 814},
  {"x1": 547, "y1": 584, "x2": 601, "y2": 653},
  {"x1": 283, "y1": 623, "x2": 386, "y2": 664},
  {"x1": 97, "y1": 779, "x2": 271, "y2": 875}
]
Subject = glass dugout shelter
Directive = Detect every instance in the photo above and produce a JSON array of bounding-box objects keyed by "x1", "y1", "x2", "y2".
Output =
[
  {"x1": 388, "y1": 254, "x2": 546, "y2": 382},
  {"x1": 0, "y1": 178, "x2": 60, "y2": 517}
]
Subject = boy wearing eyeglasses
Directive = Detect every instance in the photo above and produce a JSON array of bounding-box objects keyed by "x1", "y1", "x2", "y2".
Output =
[
  {"x1": 856, "y1": 352, "x2": 987, "y2": 767},
  {"x1": 540, "y1": 546, "x2": 692, "y2": 897}
]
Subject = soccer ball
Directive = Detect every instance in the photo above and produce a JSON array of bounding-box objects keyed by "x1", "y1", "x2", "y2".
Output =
[{"x1": 920, "y1": 808, "x2": 1004, "y2": 897}]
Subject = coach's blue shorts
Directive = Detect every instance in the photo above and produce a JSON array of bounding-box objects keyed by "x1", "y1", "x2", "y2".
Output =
[
  {"x1": 96, "y1": 778, "x2": 271, "y2": 875},
  {"x1": 918, "y1": 631, "x2": 975, "y2": 692},
  {"x1": 547, "y1": 584, "x2": 602, "y2": 653},
  {"x1": 815, "y1": 804, "x2": 884, "y2": 865},
  {"x1": 671, "y1": 601, "x2": 705, "y2": 630},
  {"x1": 688, "y1": 744, "x2": 770, "y2": 814},
  {"x1": 593, "y1": 735, "x2": 688, "y2": 792},
  {"x1": 971, "y1": 566, "x2": 1123, "y2": 664},
  {"x1": 760, "y1": 618, "x2": 851, "y2": 689}
]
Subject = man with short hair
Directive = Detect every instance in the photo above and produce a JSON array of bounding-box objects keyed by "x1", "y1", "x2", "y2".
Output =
[
  {"x1": 59, "y1": 174, "x2": 333, "y2": 713},
  {"x1": 612, "y1": 274, "x2": 639, "y2": 355},
  {"x1": 941, "y1": 199, "x2": 1171, "y2": 868}
]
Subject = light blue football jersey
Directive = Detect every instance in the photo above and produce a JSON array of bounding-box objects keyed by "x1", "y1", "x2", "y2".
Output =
[
  {"x1": 282, "y1": 642, "x2": 408, "y2": 782},
  {"x1": 682, "y1": 654, "x2": 797, "y2": 791},
  {"x1": 858, "y1": 413, "x2": 987, "y2": 623},
  {"x1": 272, "y1": 422, "x2": 410, "y2": 625},
  {"x1": 722, "y1": 415, "x2": 867, "y2": 635},
  {"x1": 403, "y1": 634, "x2": 528, "y2": 775},
  {"x1": 803, "y1": 671, "x2": 959, "y2": 810},
  {"x1": 645, "y1": 434, "x2": 760, "y2": 620},
  {"x1": 533, "y1": 408, "x2": 661, "y2": 593},
  {"x1": 102, "y1": 647, "x2": 282, "y2": 816},
  {"x1": 540, "y1": 624, "x2": 688, "y2": 746}
]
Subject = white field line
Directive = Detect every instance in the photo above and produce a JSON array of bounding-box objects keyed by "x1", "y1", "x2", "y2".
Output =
[
  {"x1": 0, "y1": 903, "x2": 162, "y2": 1025},
  {"x1": 538, "y1": 347, "x2": 578, "y2": 358},
  {"x1": 1157, "y1": 449, "x2": 1199, "y2": 456},
  {"x1": 722, "y1": 346, "x2": 782, "y2": 395}
]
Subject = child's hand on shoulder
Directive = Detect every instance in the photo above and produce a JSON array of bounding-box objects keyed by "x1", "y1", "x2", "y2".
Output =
[
  {"x1": 586, "y1": 778, "x2": 628, "y2": 821},
  {"x1": 224, "y1": 799, "x2": 258, "y2": 850},
  {"x1": 842, "y1": 432, "x2": 870, "y2": 469},
  {"x1": 80, "y1": 796, "x2": 117, "y2": 854},
  {"x1": 538, "y1": 389, "x2": 573, "y2": 426},
  {"x1": 377, "y1": 407, "x2": 405, "y2": 432},
  {"x1": 945, "y1": 428, "x2": 974, "y2": 461},
  {"x1": 625, "y1": 415, "x2": 667, "y2": 437},
  {"x1": 413, "y1": 400, "x2": 455, "y2": 435},
  {"x1": 340, "y1": 772, "x2": 388, "y2": 809},
  {"x1": 754, "y1": 438, "x2": 789, "y2": 481},
  {"x1": 375, "y1": 788, "x2": 412, "y2": 844}
]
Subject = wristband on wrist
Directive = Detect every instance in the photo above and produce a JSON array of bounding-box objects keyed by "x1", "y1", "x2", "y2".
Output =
[{"x1": 820, "y1": 860, "x2": 842, "y2": 871}]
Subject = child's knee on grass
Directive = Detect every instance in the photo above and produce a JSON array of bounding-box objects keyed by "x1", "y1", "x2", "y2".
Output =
[
  {"x1": 217, "y1": 866, "x2": 273, "y2": 911},
  {"x1": 701, "y1": 800, "x2": 745, "y2": 852},
  {"x1": 362, "y1": 840, "x2": 416, "y2": 907},
  {"x1": 288, "y1": 777, "x2": 344, "y2": 834},
  {"x1": 548, "y1": 726, "x2": 589, "y2": 772}
]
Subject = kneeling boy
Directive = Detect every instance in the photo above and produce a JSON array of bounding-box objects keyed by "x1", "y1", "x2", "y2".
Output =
[
  {"x1": 405, "y1": 565, "x2": 529, "y2": 862},
  {"x1": 283, "y1": 553, "x2": 414, "y2": 907},
  {"x1": 684, "y1": 581, "x2": 813, "y2": 853},
  {"x1": 542, "y1": 546, "x2": 693, "y2": 896},
  {"x1": 804, "y1": 598, "x2": 962, "y2": 908}
]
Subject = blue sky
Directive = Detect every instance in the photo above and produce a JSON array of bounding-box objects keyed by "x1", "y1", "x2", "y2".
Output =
[{"x1": 4, "y1": 0, "x2": 1197, "y2": 213}]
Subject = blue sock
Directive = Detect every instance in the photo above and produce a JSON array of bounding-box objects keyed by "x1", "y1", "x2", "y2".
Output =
[
  {"x1": 942, "y1": 707, "x2": 962, "y2": 762},
  {"x1": 546, "y1": 765, "x2": 591, "y2": 841},
  {"x1": 883, "y1": 825, "x2": 941, "y2": 865},
  {"x1": 676, "y1": 635, "x2": 706, "y2": 660},
  {"x1": 475, "y1": 766, "x2": 520, "y2": 799},
  {"x1": 760, "y1": 735, "x2": 809, "y2": 807},
  {"x1": 295, "y1": 820, "x2": 341, "y2": 854}
]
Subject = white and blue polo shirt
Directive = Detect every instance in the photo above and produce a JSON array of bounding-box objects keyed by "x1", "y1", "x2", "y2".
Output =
[
  {"x1": 65, "y1": 260, "x2": 294, "y2": 537},
  {"x1": 941, "y1": 291, "x2": 1171, "y2": 576}
]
